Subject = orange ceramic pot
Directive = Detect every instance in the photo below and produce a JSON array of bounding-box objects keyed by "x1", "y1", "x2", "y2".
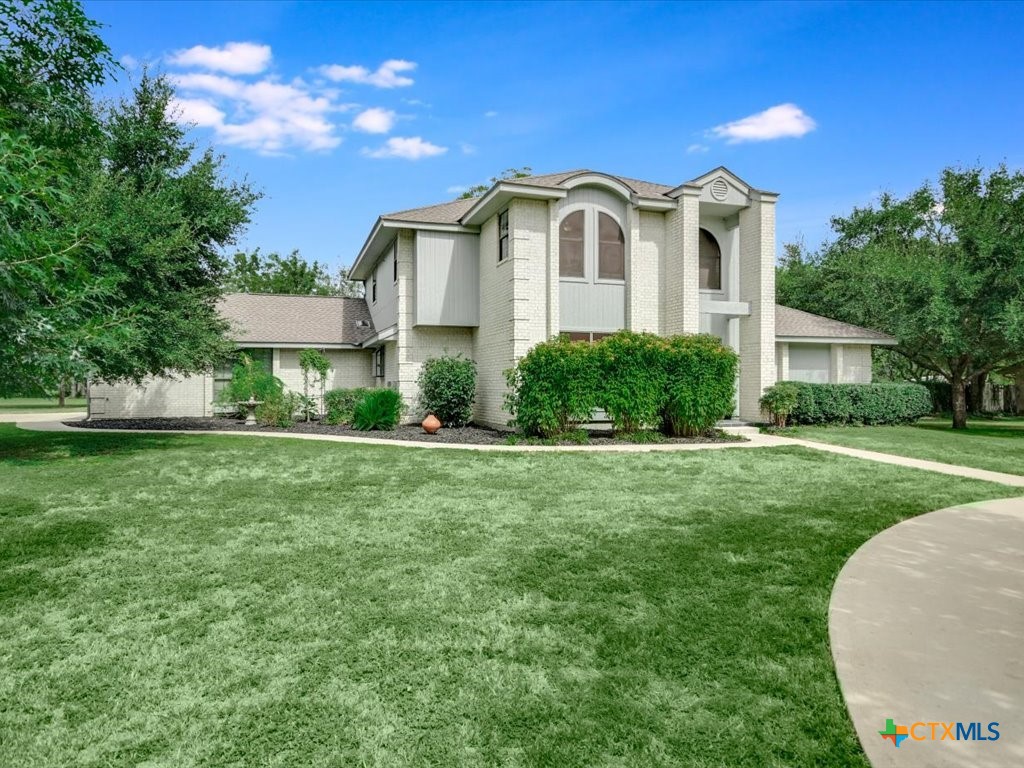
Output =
[{"x1": 422, "y1": 414, "x2": 441, "y2": 434}]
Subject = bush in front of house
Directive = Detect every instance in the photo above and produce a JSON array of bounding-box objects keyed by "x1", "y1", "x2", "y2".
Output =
[
  {"x1": 217, "y1": 353, "x2": 284, "y2": 409},
  {"x1": 504, "y1": 332, "x2": 739, "y2": 438},
  {"x1": 417, "y1": 354, "x2": 477, "y2": 427},
  {"x1": 504, "y1": 336, "x2": 600, "y2": 438},
  {"x1": 324, "y1": 387, "x2": 374, "y2": 425},
  {"x1": 255, "y1": 392, "x2": 301, "y2": 428},
  {"x1": 352, "y1": 388, "x2": 405, "y2": 431},
  {"x1": 784, "y1": 382, "x2": 932, "y2": 425},
  {"x1": 662, "y1": 334, "x2": 739, "y2": 436},
  {"x1": 593, "y1": 330, "x2": 667, "y2": 433},
  {"x1": 760, "y1": 382, "x2": 801, "y2": 427}
]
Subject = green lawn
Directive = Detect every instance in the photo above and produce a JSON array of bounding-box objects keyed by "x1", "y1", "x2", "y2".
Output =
[
  {"x1": 0, "y1": 397, "x2": 87, "y2": 413},
  {"x1": 0, "y1": 424, "x2": 1016, "y2": 767},
  {"x1": 785, "y1": 416, "x2": 1024, "y2": 476}
]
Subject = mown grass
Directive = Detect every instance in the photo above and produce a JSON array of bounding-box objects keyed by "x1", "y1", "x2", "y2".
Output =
[
  {"x1": 785, "y1": 416, "x2": 1024, "y2": 476},
  {"x1": 0, "y1": 423, "x2": 1016, "y2": 767},
  {"x1": 0, "y1": 397, "x2": 87, "y2": 413}
]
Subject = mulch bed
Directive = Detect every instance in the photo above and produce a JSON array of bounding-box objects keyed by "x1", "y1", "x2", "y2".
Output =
[{"x1": 70, "y1": 418, "x2": 744, "y2": 446}]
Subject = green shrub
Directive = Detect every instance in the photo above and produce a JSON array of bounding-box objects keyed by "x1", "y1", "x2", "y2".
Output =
[
  {"x1": 593, "y1": 331, "x2": 667, "y2": 432},
  {"x1": 504, "y1": 337, "x2": 600, "y2": 437},
  {"x1": 216, "y1": 353, "x2": 284, "y2": 412},
  {"x1": 784, "y1": 382, "x2": 932, "y2": 425},
  {"x1": 760, "y1": 382, "x2": 800, "y2": 427},
  {"x1": 352, "y1": 388, "x2": 404, "y2": 431},
  {"x1": 417, "y1": 354, "x2": 477, "y2": 427},
  {"x1": 324, "y1": 387, "x2": 373, "y2": 425},
  {"x1": 661, "y1": 334, "x2": 738, "y2": 436},
  {"x1": 256, "y1": 392, "x2": 300, "y2": 428}
]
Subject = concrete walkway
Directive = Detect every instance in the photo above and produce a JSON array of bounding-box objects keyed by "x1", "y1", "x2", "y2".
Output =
[
  {"x1": 830, "y1": 496, "x2": 1024, "y2": 767},
  {"x1": 768, "y1": 435, "x2": 1024, "y2": 488}
]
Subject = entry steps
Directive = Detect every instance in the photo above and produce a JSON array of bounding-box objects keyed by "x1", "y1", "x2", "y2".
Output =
[{"x1": 716, "y1": 419, "x2": 761, "y2": 438}]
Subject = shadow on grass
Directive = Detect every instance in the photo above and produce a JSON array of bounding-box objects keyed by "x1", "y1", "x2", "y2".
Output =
[
  {"x1": 914, "y1": 419, "x2": 1024, "y2": 439},
  {"x1": 0, "y1": 423, "x2": 195, "y2": 465}
]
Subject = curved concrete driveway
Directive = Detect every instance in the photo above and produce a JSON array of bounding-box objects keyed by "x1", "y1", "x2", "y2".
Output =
[{"x1": 830, "y1": 497, "x2": 1024, "y2": 767}]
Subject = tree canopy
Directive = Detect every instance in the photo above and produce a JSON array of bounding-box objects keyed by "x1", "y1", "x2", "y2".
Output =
[
  {"x1": 0, "y1": 0, "x2": 259, "y2": 393},
  {"x1": 224, "y1": 250, "x2": 363, "y2": 297},
  {"x1": 777, "y1": 165, "x2": 1024, "y2": 428},
  {"x1": 458, "y1": 167, "x2": 533, "y2": 199}
]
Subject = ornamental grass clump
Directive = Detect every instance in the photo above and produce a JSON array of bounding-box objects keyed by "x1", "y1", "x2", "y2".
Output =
[{"x1": 352, "y1": 388, "x2": 405, "y2": 431}]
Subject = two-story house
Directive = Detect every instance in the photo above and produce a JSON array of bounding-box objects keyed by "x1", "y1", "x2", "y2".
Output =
[{"x1": 88, "y1": 167, "x2": 894, "y2": 424}]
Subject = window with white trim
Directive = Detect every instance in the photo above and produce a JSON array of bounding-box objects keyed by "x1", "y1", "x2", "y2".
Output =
[
  {"x1": 498, "y1": 209, "x2": 509, "y2": 262},
  {"x1": 558, "y1": 208, "x2": 625, "y2": 281},
  {"x1": 699, "y1": 228, "x2": 722, "y2": 291},
  {"x1": 374, "y1": 347, "x2": 385, "y2": 379},
  {"x1": 392, "y1": 241, "x2": 398, "y2": 283}
]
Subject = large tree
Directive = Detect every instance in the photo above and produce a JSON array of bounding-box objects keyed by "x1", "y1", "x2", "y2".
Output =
[
  {"x1": 0, "y1": 0, "x2": 259, "y2": 392},
  {"x1": 779, "y1": 166, "x2": 1024, "y2": 428},
  {"x1": 458, "y1": 167, "x2": 532, "y2": 199}
]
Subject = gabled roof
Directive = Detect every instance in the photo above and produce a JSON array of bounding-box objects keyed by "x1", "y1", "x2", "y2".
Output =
[
  {"x1": 776, "y1": 305, "x2": 896, "y2": 344},
  {"x1": 383, "y1": 197, "x2": 478, "y2": 224},
  {"x1": 219, "y1": 293, "x2": 375, "y2": 347}
]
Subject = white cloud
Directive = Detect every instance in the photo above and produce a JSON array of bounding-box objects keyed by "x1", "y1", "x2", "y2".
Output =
[
  {"x1": 460, "y1": 142, "x2": 477, "y2": 155},
  {"x1": 709, "y1": 103, "x2": 816, "y2": 143},
  {"x1": 687, "y1": 143, "x2": 709, "y2": 154},
  {"x1": 169, "y1": 41, "x2": 272, "y2": 75},
  {"x1": 362, "y1": 136, "x2": 447, "y2": 160},
  {"x1": 447, "y1": 185, "x2": 469, "y2": 195},
  {"x1": 120, "y1": 54, "x2": 139, "y2": 70},
  {"x1": 484, "y1": 110, "x2": 498, "y2": 118},
  {"x1": 352, "y1": 107, "x2": 396, "y2": 134},
  {"x1": 168, "y1": 72, "x2": 342, "y2": 154},
  {"x1": 319, "y1": 59, "x2": 416, "y2": 88},
  {"x1": 169, "y1": 97, "x2": 226, "y2": 127}
]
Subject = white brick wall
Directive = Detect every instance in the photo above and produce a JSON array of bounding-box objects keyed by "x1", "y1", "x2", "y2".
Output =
[
  {"x1": 664, "y1": 190, "x2": 700, "y2": 335},
  {"x1": 737, "y1": 194, "x2": 778, "y2": 420},
  {"x1": 276, "y1": 349, "x2": 374, "y2": 394},
  {"x1": 89, "y1": 374, "x2": 213, "y2": 418},
  {"x1": 630, "y1": 211, "x2": 664, "y2": 333},
  {"x1": 840, "y1": 344, "x2": 873, "y2": 383},
  {"x1": 474, "y1": 212, "x2": 515, "y2": 427}
]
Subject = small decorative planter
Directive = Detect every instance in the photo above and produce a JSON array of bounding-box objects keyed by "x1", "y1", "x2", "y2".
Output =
[
  {"x1": 239, "y1": 398, "x2": 263, "y2": 426},
  {"x1": 421, "y1": 413, "x2": 441, "y2": 434}
]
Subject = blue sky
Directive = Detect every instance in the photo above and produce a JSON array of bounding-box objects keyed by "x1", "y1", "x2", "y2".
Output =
[{"x1": 87, "y1": 0, "x2": 1024, "y2": 271}]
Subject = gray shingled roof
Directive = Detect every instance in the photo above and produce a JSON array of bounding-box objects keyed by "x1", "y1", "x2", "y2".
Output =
[
  {"x1": 383, "y1": 197, "x2": 478, "y2": 224},
  {"x1": 218, "y1": 293, "x2": 375, "y2": 346},
  {"x1": 382, "y1": 170, "x2": 677, "y2": 224},
  {"x1": 776, "y1": 305, "x2": 894, "y2": 342}
]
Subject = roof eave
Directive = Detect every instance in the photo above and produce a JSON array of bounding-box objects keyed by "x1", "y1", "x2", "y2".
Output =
[
  {"x1": 461, "y1": 181, "x2": 566, "y2": 226},
  {"x1": 777, "y1": 335, "x2": 898, "y2": 345}
]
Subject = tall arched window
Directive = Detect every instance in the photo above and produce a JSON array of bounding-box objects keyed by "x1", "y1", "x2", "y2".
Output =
[
  {"x1": 559, "y1": 209, "x2": 625, "y2": 281},
  {"x1": 598, "y1": 212, "x2": 625, "y2": 280},
  {"x1": 559, "y1": 210, "x2": 585, "y2": 278},
  {"x1": 699, "y1": 228, "x2": 722, "y2": 291}
]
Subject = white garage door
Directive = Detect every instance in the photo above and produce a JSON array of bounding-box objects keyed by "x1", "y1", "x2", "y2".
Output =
[{"x1": 789, "y1": 344, "x2": 830, "y2": 383}]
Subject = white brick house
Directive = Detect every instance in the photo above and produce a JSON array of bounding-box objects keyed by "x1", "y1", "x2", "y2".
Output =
[{"x1": 90, "y1": 167, "x2": 894, "y2": 425}]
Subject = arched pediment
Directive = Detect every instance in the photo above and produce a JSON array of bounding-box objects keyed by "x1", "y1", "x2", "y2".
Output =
[{"x1": 561, "y1": 172, "x2": 635, "y2": 200}]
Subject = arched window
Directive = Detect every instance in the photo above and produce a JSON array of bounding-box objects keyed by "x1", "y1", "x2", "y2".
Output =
[
  {"x1": 559, "y1": 210, "x2": 585, "y2": 278},
  {"x1": 699, "y1": 228, "x2": 722, "y2": 291},
  {"x1": 598, "y1": 212, "x2": 625, "y2": 280}
]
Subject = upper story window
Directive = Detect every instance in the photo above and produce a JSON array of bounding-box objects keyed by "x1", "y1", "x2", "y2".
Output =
[
  {"x1": 598, "y1": 212, "x2": 625, "y2": 280},
  {"x1": 559, "y1": 210, "x2": 585, "y2": 277},
  {"x1": 699, "y1": 228, "x2": 722, "y2": 291},
  {"x1": 559, "y1": 208, "x2": 625, "y2": 281},
  {"x1": 498, "y1": 209, "x2": 509, "y2": 262},
  {"x1": 392, "y1": 241, "x2": 398, "y2": 283},
  {"x1": 370, "y1": 272, "x2": 377, "y2": 303}
]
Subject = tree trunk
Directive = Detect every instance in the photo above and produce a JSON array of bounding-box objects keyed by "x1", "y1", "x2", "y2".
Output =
[
  {"x1": 951, "y1": 372, "x2": 968, "y2": 429},
  {"x1": 967, "y1": 371, "x2": 988, "y2": 414},
  {"x1": 58, "y1": 381, "x2": 65, "y2": 408}
]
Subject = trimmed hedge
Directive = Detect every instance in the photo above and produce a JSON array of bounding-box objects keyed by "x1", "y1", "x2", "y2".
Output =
[
  {"x1": 784, "y1": 381, "x2": 932, "y2": 426},
  {"x1": 504, "y1": 331, "x2": 737, "y2": 437}
]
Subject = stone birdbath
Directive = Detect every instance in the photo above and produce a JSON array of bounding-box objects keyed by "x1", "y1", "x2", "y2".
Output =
[{"x1": 238, "y1": 397, "x2": 263, "y2": 426}]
